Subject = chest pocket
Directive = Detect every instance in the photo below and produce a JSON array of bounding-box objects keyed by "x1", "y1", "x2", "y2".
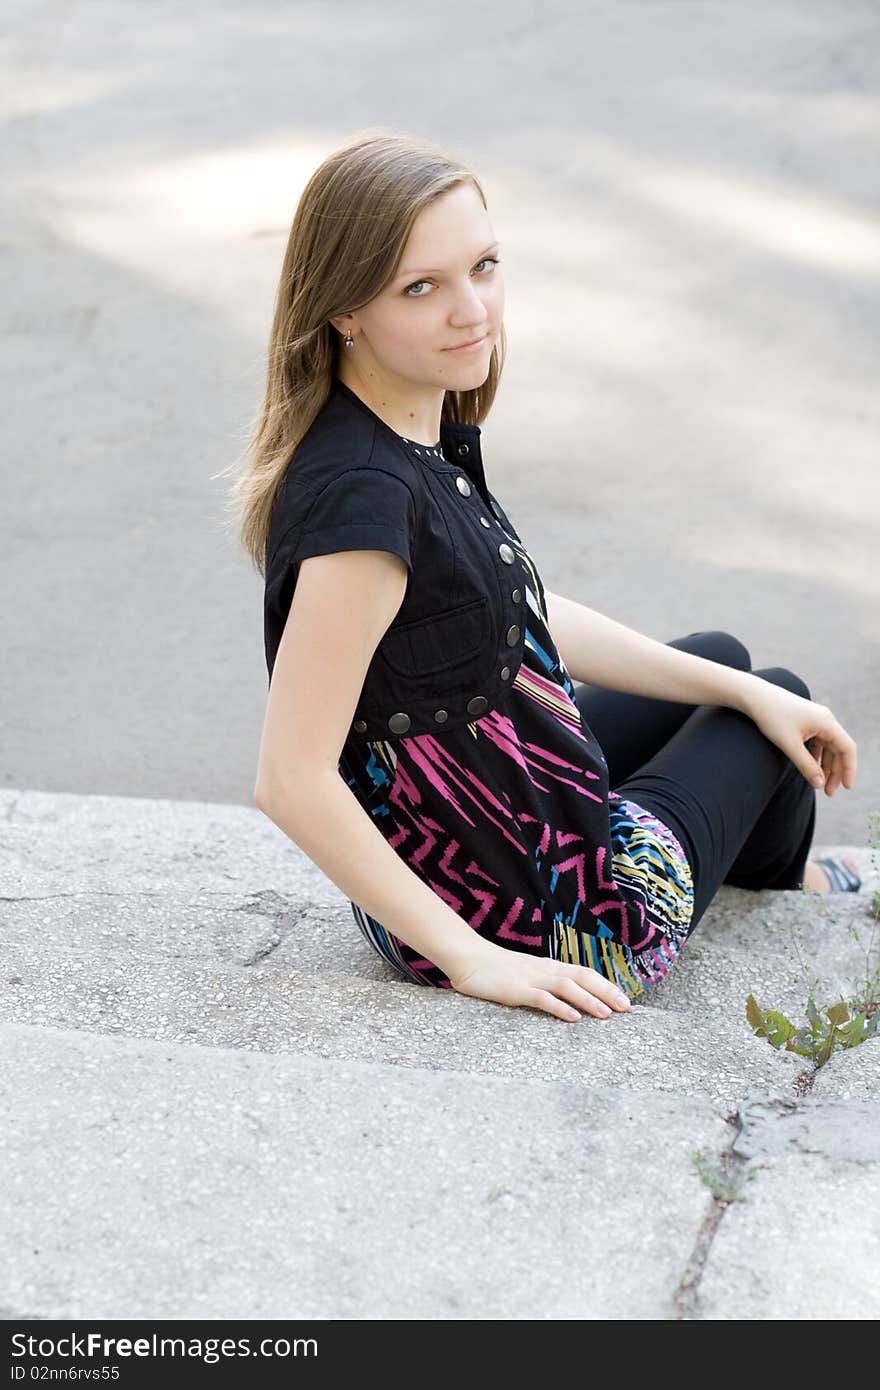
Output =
[{"x1": 378, "y1": 595, "x2": 491, "y2": 681}]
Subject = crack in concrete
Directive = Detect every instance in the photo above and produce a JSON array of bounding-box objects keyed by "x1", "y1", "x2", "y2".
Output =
[
  {"x1": 232, "y1": 888, "x2": 292, "y2": 918},
  {"x1": 672, "y1": 1111, "x2": 746, "y2": 1320},
  {"x1": 0, "y1": 887, "x2": 313, "y2": 969},
  {"x1": 734, "y1": 1090, "x2": 880, "y2": 1163},
  {"x1": 672, "y1": 1055, "x2": 825, "y2": 1318},
  {"x1": 1, "y1": 888, "x2": 307, "y2": 966},
  {"x1": 792, "y1": 1066, "x2": 816, "y2": 1096},
  {"x1": 239, "y1": 905, "x2": 308, "y2": 967}
]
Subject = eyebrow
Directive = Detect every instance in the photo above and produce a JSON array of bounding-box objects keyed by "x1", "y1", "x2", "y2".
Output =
[{"x1": 395, "y1": 241, "x2": 500, "y2": 281}]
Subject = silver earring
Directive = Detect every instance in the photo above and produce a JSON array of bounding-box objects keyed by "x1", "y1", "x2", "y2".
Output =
[{"x1": 343, "y1": 328, "x2": 354, "y2": 348}]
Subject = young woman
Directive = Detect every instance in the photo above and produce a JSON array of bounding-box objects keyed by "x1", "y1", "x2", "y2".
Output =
[{"x1": 234, "y1": 131, "x2": 860, "y2": 1025}]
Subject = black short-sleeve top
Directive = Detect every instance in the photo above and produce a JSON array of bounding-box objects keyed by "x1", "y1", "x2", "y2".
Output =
[{"x1": 264, "y1": 377, "x2": 694, "y2": 1000}]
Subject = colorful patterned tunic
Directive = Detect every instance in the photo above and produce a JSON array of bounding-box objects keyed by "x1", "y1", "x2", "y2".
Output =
[{"x1": 341, "y1": 434, "x2": 695, "y2": 1001}]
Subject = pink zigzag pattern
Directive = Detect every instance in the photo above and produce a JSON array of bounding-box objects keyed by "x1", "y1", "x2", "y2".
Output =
[
  {"x1": 387, "y1": 757, "x2": 533, "y2": 943},
  {"x1": 517, "y1": 813, "x2": 588, "y2": 902},
  {"x1": 382, "y1": 699, "x2": 652, "y2": 958}
]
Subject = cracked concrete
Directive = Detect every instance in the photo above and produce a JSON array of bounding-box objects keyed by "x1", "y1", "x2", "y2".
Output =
[
  {"x1": 673, "y1": 1116, "x2": 748, "y2": 1318},
  {"x1": 685, "y1": 1066, "x2": 880, "y2": 1317},
  {"x1": 676, "y1": 1073, "x2": 880, "y2": 1317},
  {"x1": 694, "y1": 1084, "x2": 880, "y2": 1318},
  {"x1": 735, "y1": 1089, "x2": 880, "y2": 1162},
  {"x1": 1, "y1": 787, "x2": 878, "y2": 1318}
]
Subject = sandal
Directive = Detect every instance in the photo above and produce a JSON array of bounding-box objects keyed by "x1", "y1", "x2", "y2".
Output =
[{"x1": 812, "y1": 855, "x2": 862, "y2": 892}]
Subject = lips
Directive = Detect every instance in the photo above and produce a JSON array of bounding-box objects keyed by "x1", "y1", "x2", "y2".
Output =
[{"x1": 446, "y1": 334, "x2": 488, "y2": 350}]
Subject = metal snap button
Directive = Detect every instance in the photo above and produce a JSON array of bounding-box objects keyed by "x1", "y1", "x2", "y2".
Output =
[
  {"x1": 499, "y1": 543, "x2": 515, "y2": 564},
  {"x1": 388, "y1": 712, "x2": 411, "y2": 735},
  {"x1": 500, "y1": 666, "x2": 511, "y2": 680},
  {"x1": 479, "y1": 516, "x2": 491, "y2": 528},
  {"x1": 511, "y1": 588, "x2": 522, "y2": 602},
  {"x1": 466, "y1": 695, "x2": 488, "y2": 716},
  {"x1": 353, "y1": 719, "x2": 368, "y2": 733},
  {"x1": 505, "y1": 624, "x2": 520, "y2": 646},
  {"x1": 433, "y1": 709, "x2": 449, "y2": 723},
  {"x1": 457, "y1": 443, "x2": 470, "y2": 457},
  {"x1": 455, "y1": 476, "x2": 472, "y2": 496}
]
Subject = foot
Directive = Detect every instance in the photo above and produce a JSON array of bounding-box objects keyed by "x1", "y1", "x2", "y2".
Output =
[{"x1": 803, "y1": 854, "x2": 860, "y2": 892}]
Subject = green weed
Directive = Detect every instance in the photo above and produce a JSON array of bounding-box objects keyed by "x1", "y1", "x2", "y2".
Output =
[
  {"x1": 745, "y1": 992, "x2": 878, "y2": 1066},
  {"x1": 690, "y1": 1150, "x2": 758, "y2": 1204},
  {"x1": 746, "y1": 810, "x2": 880, "y2": 1068}
]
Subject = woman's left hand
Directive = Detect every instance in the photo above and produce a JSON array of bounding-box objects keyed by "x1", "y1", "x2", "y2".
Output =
[{"x1": 743, "y1": 681, "x2": 857, "y2": 796}]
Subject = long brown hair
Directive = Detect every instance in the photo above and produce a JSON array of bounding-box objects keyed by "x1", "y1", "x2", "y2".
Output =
[{"x1": 221, "y1": 129, "x2": 507, "y2": 578}]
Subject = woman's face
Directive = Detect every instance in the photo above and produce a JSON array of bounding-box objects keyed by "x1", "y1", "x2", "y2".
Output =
[{"x1": 348, "y1": 180, "x2": 504, "y2": 394}]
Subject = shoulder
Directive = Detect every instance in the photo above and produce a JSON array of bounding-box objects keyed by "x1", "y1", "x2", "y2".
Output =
[
  {"x1": 289, "y1": 382, "x2": 418, "y2": 494},
  {"x1": 267, "y1": 382, "x2": 420, "y2": 563}
]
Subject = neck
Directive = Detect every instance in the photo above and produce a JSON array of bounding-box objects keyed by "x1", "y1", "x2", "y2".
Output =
[{"x1": 335, "y1": 363, "x2": 443, "y2": 445}]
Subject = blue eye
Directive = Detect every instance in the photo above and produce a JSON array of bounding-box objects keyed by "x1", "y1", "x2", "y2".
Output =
[{"x1": 404, "y1": 257, "x2": 501, "y2": 298}]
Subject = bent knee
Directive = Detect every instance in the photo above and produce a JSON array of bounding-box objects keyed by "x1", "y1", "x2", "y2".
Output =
[
  {"x1": 684, "y1": 630, "x2": 751, "y2": 672},
  {"x1": 754, "y1": 666, "x2": 812, "y2": 702}
]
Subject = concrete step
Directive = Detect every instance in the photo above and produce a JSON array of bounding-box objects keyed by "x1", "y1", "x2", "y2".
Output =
[
  {"x1": 0, "y1": 939, "x2": 803, "y2": 1109},
  {"x1": 2, "y1": 1020, "x2": 877, "y2": 1321},
  {"x1": 2, "y1": 787, "x2": 878, "y2": 1320},
  {"x1": 0, "y1": 1019, "x2": 736, "y2": 1320},
  {"x1": 2, "y1": 784, "x2": 876, "y2": 1024},
  {"x1": 2, "y1": 784, "x2": 876, "y2": 918}
]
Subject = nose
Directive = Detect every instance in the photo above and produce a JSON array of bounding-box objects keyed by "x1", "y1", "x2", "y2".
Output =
[{"x1": 449, "y1": 278, "x2": 491, "y2": 329}]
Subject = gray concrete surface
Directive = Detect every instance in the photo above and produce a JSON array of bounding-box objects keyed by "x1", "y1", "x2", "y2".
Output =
[
  {"x1": 1, "y1": 788, "x2": 879, "y2": 1318},
  {"x1": 1, "y1": 0, "x2": 878, "y2": 840},
  {"x1": 697, "y1": 1089, "x2": 880, "y2": 1318},
  {"x1": 0, "y1": 1022, "x2": 733, "y2": 1321}
]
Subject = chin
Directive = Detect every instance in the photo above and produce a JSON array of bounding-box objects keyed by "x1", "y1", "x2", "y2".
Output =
[
  {"x1": 449, "y1": 362, "x2": 491, "y2": 389},
  {"x1": 441, "y1": 348, "x2": 492, "y2": 380}
]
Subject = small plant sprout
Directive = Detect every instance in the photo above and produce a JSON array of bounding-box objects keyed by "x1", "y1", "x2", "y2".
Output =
[
  {"x1": 746, "y1": 810, "x2": 880, "y2": 1068},
  {"x1": 746, "y1": 993, "x2": 879, "y2": 1067},
  {"x1": 691, "y1": 1150, "x2": 758, "y2": 1204}
]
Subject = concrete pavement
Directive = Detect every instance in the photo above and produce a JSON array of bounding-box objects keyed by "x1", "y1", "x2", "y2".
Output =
[{"x1": 1, "y1": 787, "x2": 878, "y2": 1318}]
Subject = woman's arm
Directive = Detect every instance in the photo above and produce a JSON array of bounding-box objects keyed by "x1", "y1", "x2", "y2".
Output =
[
  {"x1": 544, "y1": 588, "x2": 857, "y2": 794},
  {"x1": 258, "y1": 762, "x2": 495, "y2": 982},
  {"x1": 544, "y1": 588, "x2": 762, "y2": 713},
  {"x1": 256, "y1": 549, "x2": 488, "y2": 982},
  {"x1": 256, "y1": 551, "x2": 632, "y2": 1021}
]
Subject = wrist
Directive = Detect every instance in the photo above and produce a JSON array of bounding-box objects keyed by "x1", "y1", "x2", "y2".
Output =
[
  {"x1": 726, "y1": 669, "x2": 768, "y2": 718},
  {"x1": 434, "y1": 925, "x2": 500, "y2": 981}
]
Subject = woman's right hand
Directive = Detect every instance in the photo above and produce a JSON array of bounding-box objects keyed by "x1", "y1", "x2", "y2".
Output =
[{"x1": 446, "y1": 940, "x2": 633, "y2": 1023}]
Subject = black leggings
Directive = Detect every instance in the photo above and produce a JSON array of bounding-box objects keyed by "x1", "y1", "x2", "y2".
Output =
[{"x1": 572, "y1": 631, "x2": 817, "y2": 935}]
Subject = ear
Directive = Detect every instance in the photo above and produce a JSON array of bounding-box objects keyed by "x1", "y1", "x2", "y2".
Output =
[{"x1": 328, "y1": 315, "x2": 354, "y2": 337}]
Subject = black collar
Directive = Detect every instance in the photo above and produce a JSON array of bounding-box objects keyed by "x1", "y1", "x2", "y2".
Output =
[{"x1": 329, "y1": 376, "x2": 488, "y2": 494}]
